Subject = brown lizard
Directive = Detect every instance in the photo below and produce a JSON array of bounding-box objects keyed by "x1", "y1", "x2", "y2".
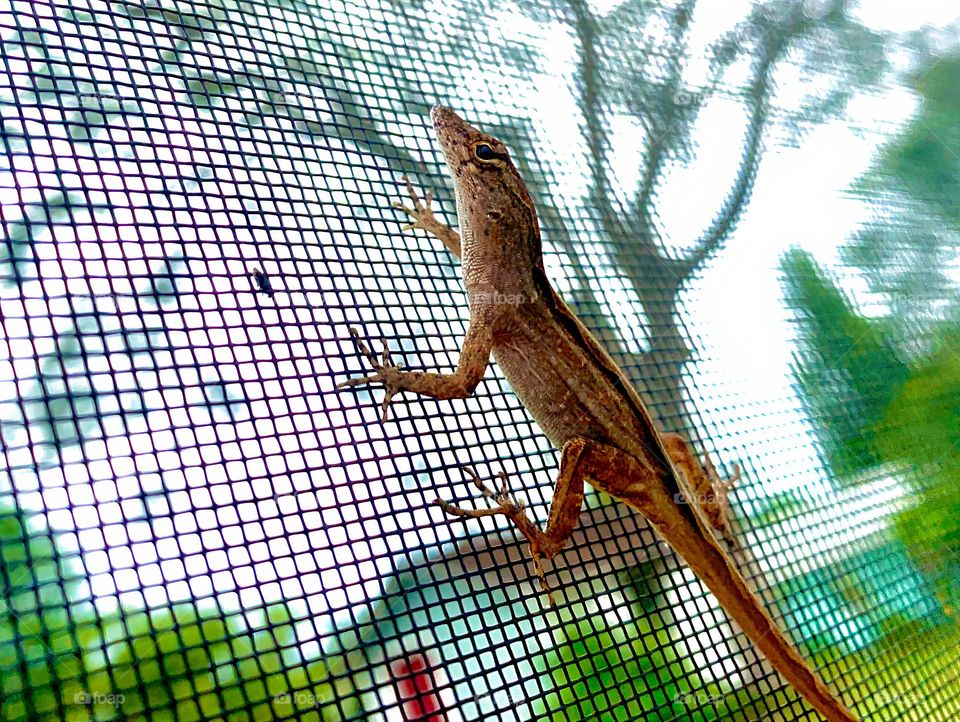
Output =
[{"x1": 338, "y1": 105, "x2": 859, "y2": 722}]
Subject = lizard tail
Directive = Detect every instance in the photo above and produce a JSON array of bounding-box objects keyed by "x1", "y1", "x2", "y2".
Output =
[{"x1": 623, "y1": 485, "x2": 860, "y2": 722}]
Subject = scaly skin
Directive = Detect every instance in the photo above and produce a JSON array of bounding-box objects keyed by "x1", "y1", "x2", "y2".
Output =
[{"x1": 339, "y1": 105, "x2": 858, "y2": 722}]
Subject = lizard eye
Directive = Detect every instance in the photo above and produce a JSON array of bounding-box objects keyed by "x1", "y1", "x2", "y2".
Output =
[{"x1": 474, "y1": 143, "x2": 496, "y2": 161}]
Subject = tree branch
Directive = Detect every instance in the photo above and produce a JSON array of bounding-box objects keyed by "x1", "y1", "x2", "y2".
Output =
[
  {"x1": 631, "y1": 0, "x2": 699, "y2": 236},
  {"x1": 567, "y1": 0, "x2": 631, "y2": 242},
  {"x1": 678, "y1": 0, "x2": 851, "y2": 280},
  {"x1": 678, "y1": 30, "x2": 778, "y2": 280}
]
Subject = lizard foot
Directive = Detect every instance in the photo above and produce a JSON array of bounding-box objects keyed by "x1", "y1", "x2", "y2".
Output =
[
  {"x1": 336, "y1": 327, "x2": 405, "y2": 422},
  {"x1": 434, "y1": 467, "x2": 557, "y2": 605},
  {"x1": 433, "y1": 467, "x2": 526, "y2": 520},
  {"x1": 703, "y1": 458, "x2": 741, "y2": 545},
  {"x1": 392, "y1": 175, "x2": 442, "y2": 233}
]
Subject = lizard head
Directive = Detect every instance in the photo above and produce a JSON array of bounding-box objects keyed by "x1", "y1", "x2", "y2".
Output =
[
  {"x1": 431, "y1": 105, "x2": 543, "y2": 295},
  {"x1": 431, "y1": 105, "x2": 534, "y2": 213}
]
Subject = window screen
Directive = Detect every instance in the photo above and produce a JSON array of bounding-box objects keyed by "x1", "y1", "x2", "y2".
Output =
[{"x1": 1, "y1": 1, "x2": 959, "y2": 720}]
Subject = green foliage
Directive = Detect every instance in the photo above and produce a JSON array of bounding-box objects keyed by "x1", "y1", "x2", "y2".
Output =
[
  {"x1": 531, "y1": 562, "x2": 765, "y2": 721},
  {"x1": 781, "y1": 248, "x2": 910, "y2": 480},
  {"x1": 843, "y1": 55, "x2": 960, "y2": 344},
  {"x1": 873, "y1": 326, "x2": 960, "y2": 604},
  {"x1": 531, "y1": 612, "x2": 764, "y2": 722},
  {"x1": 875, "y1": 55, "x2": 960, "y2": 229},
  {"x1": 782, "y1": 247, "x2": 960, "y2": 610},
  {"x1": 535, "y1": 615, "x2": 689, "y2": 721},
  {"x1": 783, "y1": 48, "x2": 960, "y2": 612},
  {"x1": 751, "y1": 490, "x2": 812, "y2": 527},
  {"x1": 0, "y1": 499, "x2": 361, "y2": 722}
]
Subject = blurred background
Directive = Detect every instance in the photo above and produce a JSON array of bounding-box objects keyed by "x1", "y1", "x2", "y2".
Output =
[{"x1": 1, "y1": 0, "x2": 959, "y2": 720}]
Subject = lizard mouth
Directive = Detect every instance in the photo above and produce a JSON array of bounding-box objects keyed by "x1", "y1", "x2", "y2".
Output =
[
  {"x1": 431, "y1": 104, "x2": 474, "y2": 170},
  {"x1": 431, "y1": 105, "x2": 476, "y2": 140}
]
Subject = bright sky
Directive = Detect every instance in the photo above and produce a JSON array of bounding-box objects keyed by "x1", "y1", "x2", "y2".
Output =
[{"x1": 855, "y1": 0, "x2": 960, "y2": 31}]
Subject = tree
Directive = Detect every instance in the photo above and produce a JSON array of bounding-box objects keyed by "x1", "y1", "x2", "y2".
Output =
[
  {"x1": 781, "y1": 248, "x2": 909, "y2": 480},
  {"x1": 842, "y1": 52, "x2": 960, "y2": 350},
  {"x1": 783, "y1": 47, "x2": 960, "y2": 606},
  {"x1": 507, "y1": 0, "x2": 889, "y2": 427},
  {"x1": 874, "y1": 326, "x2": 960, "y2": 607}
]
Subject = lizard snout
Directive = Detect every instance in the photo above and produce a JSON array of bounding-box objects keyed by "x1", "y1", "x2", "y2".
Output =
[{"x1": 431, "y1": 104, "x2": 462, "y2": 130}]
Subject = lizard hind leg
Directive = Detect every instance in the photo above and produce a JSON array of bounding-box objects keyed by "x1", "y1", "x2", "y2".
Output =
[
  {"x1": 433, "y1": 447, "x2": 588, "y2": 605},
  {"x1": 433, "y1": 467, "x2": 555, "y2": 601},
  {"x1": 661, "y1": 432, "x2": 740, "y2": 543}
]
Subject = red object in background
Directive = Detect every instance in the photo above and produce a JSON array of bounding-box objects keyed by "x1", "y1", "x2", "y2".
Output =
[{"x1": 392, "y1": 653, "x2": 444, "y2": 722}]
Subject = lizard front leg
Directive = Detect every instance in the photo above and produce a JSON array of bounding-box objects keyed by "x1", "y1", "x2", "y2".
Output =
[
  {"x1": 337, "y1": 311, "x2": 493, "y2": 421},
  {"x1": 393, "y1": 175, "x2": 462, "y2": 257}
]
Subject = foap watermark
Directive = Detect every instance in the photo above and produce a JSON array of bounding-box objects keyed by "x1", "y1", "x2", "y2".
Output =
[
  {"x1": 674, "y1": 490, "x2": 722, "y2": 508},
  {"x1": 673, "y1": 89, "x2": 701, "y2": 107},
  {"x1": 759, "y1": 1, "x2": 792, "y2": 22},
  {"x1": 760, "y1": 0, "x2": 833, "y2": 23},
  {"x1": 264, "y1": 89, "x2": 313, "y2": 109},
  {"x1": 56, "y1": 290, "x2": 138, "y2": 309},
  {"x1": 468, "y1": 287, "x2": 527, "y2": 307},
  {"x1": 63, "y1": 290, "x2": 127, "y2": 300},
  {"x1": 74, "y1": 691, "x2": 125, "y2": 707},
  {"x1": 870, "y1": 688, "x2": 929, "y2": 710},
  {"x1": 273, "y1": 691, "x2": 322, "y2": 708},
  {"x1": 802, "y1": 0, "x2": 833, "y2": 20},
  {"x1": 464, "y1": 689, "x2": 520, "y2": 710},
  {"x1": 64, "y1": 91, "x2": 139, "y2": 111},
  {"x1": 672, "y1": 690, "x2": 726, "y2": 708}
]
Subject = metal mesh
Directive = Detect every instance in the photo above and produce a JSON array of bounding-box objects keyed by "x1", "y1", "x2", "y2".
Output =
[{"x1": 1, "y1": 0, "x2": 959, "y2": 720}]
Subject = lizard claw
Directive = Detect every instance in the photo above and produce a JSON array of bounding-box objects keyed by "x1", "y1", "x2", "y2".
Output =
[
  {"x1": 702, "y1": 457, "x2": 740, "y2": 545},
  {"x1": 342, "y1": 327, "x2": 391, "y2": 369},
  {"x1": 727, "y1": 462, "x2": 741, "y2": 487},
  {"x1": 393, "y1": 175, "x2": 440, "y2": 234},
  {"x1": 337, "y1": 327, "x2": 404, "y2": 422},
  {"x1": 433, "y1": 468, "x2": 557, "y2": 605},
  {"x1": 433, "y1": 467, "x2": 525, "y2": 518}
]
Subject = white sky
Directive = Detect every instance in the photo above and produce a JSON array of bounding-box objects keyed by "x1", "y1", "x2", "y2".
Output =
[{"x1": 855, "y1": 0, "x2": 960, "y2": 31}]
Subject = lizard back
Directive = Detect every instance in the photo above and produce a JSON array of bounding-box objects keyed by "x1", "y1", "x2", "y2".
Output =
[{"x1": 491, "y1": 266, "x2": 674, "y2": 480}]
